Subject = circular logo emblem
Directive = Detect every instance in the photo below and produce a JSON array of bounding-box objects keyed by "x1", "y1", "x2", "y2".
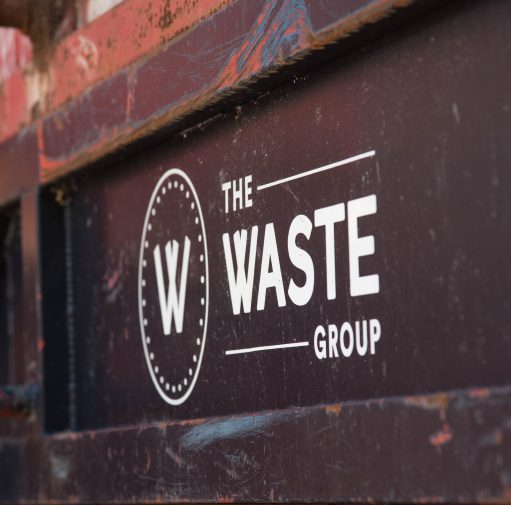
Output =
[{"x1": 138, "y1": 169, "x2": 208, "y2": 405}]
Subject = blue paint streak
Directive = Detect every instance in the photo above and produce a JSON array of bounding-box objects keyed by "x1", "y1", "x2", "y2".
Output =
[{"x1": 180, "y1": 412, "x2": 298, "y2": 450}]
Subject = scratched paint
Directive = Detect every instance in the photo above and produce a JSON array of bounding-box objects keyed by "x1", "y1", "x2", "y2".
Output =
[
  {"x1": 0, "y1": 1, "x2": 511, "y2": 503},
  {"x1": 37, "y1": 0, "x2": 423, "y2": 182},
  {"x1": 0, "y1": 0, "x2": 235, "y2": 143},
  {"x1": 2, "y1": 386, "x2": 511, "y2": 501},
  {"x1": 42, "y1": 0, "x2": 511, "y2": 430},
  {"x1": 1, "y1": 0, "x2": 429, "y2": 180},
  {"x1": 179, "y1": 412, "x2": 297, "y2": 450}
]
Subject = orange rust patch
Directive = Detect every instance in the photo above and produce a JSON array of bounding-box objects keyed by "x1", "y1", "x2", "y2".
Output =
[
  {"x1": 0, "y1": 0, "x2": 429, "y2": 187},
  {"x1": 429, "y1": 422, "x2": 453, "y2": 447},
  {"x1": 404, "y1": 393, "x2": 450, "y2": 420},
  {"x1": 0, "y1": 0, "x2": 235, "y2": 144},
  {"x1": 325, "y1": 404, "x2": 342, "y2": 416},
  {"x1": 48, "y1": 0, "x2": 234, "y2": 111},
  {"x1": 468, "y1": 388, "x2": 490, "y2": 399},
  {"x1": 177, "y1": 416, "x2": 207, "y2": 426}
]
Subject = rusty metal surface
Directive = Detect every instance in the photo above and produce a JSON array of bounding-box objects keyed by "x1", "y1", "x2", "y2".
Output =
[
  {"x1": 0, "y1": 0, "x2": 235, "y2": 143},
  {"x1": 0, "y1": 1, "x2": 510, "y2": 503},
  {"x1": 37, "y1": 0, "x2": 431, "y2": 183},
  {"x1": 0, "y1": 386, "x2": 509, "y2": 502},
  {"x1": 34, "y1": 0, "x2": 511, "y2": 431},
  {"x1": 0, "y1": 0, "x2": 438, "y2": 192}
]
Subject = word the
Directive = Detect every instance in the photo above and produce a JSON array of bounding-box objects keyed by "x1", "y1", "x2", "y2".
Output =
[{"x1": 222, "y1": 175, "x2": 253, "y2": 213}]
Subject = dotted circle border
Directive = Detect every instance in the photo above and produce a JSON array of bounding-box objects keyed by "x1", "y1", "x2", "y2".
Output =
[{"x1": 138, "y1": 168, "x2": 209, "y2": 406}]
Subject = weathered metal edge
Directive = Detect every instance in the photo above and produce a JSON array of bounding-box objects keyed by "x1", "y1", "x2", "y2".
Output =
[
  {"x1": 1, "y1": 385, "x2": 509, "y2": 503},
  {"x1": 36, "y1": 0, "x2": 426, "y2": 183},
  {"x1": 0, "y1": 0, "x2": 440, "y2": 204},
  {"x1": 0, "y1": 0, "x2": 237, "y2": 144},
  {"x1": 0, "y1": 125, "x2": 39, "y2": 206}
]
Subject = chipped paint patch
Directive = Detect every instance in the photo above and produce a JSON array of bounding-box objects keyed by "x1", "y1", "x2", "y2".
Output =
[
  {"x1": 217, "y1": 497, "x2": 236, "y2": 503},
  {"x1": 429, "y1": 422, "x2": 453, "y2": 447},
  {"x1": 324, "y1": 404, "x2": 342, "y2": 416},
  {"x1": 468, "y1": 388, "x2": 490, "y2": 399},
  {"x1": 404, "y1": 393, "x2": 449, "y2": 420}
]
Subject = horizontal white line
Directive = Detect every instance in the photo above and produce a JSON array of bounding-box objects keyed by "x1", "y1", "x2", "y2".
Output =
[
  {"x1": 256, "y1": 150, "x2": 376, "y2": 190},
  {"x1": 225, "y1": 341, "x2": 309, "y2": 355}
]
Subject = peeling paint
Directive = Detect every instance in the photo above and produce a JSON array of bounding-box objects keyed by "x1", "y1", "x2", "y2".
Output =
[
  {"x1": 468, "y1": 388, "x2": 490, "y2": 399},
  {"x1": 404, "y1": 393, "x2": 449, "y2": 420},
  {"x1": 324, "y1": 404, "x2": 342, "y2": 416},
  {"x1": 429, "y1": 422, "x2": 453, "y2": 447},
  {"x1": 1, "y1": 0, "x2": 429, "y2": 183}
]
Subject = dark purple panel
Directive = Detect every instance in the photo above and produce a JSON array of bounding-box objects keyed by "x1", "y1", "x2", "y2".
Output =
[
  {"x1": 0, "y1": 440, "x2": 24, "y2": 501},
  {"x1": 10, "y1": 386, "x2": 511, "y2": 502},
  {"x1": 41, "y1": 72, "x2": 128, "y2": 160},
  {"x1": 47, "y1": 0, "x2": 511, "y2": 430},
  {"x1": 129, "y1": 0, "x2": 263, "y2": 122}
]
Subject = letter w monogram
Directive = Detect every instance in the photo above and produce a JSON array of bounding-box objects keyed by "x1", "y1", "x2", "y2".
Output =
[{"x1": 153, "y1": 237, "x2": 191, "y2": 335}]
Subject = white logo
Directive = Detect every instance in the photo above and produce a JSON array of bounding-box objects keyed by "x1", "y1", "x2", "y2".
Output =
[
  {"x1": 153, "y1": 238, "x2": 190, "y2": 335},
  {"x1": 138, "y1": 169, "x2": 208, "y2": 405}
]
